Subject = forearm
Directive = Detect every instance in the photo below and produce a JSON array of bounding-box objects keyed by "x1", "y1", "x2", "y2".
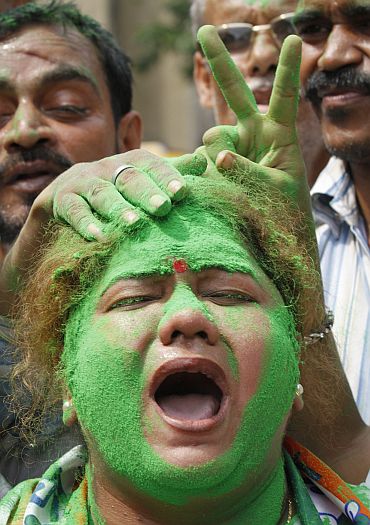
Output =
[
  {"x1": 0, "y1": 205, "x2": 47, "y2": 316},
  {"x1": 288, "y1": 332, "x2": 369, "y2": 484}
]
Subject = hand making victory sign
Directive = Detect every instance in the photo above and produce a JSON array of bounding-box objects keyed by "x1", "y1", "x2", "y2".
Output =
[{"x1": 197, "y1": 26, "x2": 313, "y2": 224}]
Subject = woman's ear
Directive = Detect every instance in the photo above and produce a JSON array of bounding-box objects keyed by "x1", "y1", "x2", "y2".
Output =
[
  {"x1": 293, "y1": 383, "x2": 304, "y2": 412},
  {"x1": 62, "y1": 391, "x2": 77, "y2": 427}
]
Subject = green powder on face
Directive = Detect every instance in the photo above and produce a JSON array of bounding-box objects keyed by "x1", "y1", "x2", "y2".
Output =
[
  {"x1": 61, "y1": 182, "x2": 300, "y2": 523},
  {"x1": 157, "y1": 282, "x2": 239, "y2": 378}
]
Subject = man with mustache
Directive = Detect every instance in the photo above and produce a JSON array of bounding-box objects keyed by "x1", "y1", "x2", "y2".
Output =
[
  {"x1": 0, "y1": 5, "x2": 143, "y2": 263},
  {"x1": 191, "y1": 0, "x2": 330, "y2": 187},
  {"x1": 191, "y1": 0, "x2": 370, "y2": 427},
  {"x1": 290, "y1": 0, "x2": 370, "y2": 426}
]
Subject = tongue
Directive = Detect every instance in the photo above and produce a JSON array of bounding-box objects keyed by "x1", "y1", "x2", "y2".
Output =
[{"x1": 157, "y1": 393, "x2": 220, "y2": 420}]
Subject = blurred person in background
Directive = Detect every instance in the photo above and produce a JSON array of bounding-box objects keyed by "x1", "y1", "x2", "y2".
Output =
[{"x1": 191, "y1": 0, "x2": 329, "y2": 188}]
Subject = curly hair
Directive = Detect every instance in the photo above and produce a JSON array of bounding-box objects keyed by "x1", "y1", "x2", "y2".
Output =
[
  {"x1": 11, "y1": 174, "x2": 328, "y2": 443},
  {"x1": 0, "y1": 1, "x2": 132, "y2": 124}
]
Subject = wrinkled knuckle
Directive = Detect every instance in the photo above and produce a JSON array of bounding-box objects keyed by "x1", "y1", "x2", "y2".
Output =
[
  {"x1": 203, "y1": 127, "x2": 221, "y2": 145},
  {"x1": 54, "y1": 193, "x2": 70, "y2": 217},
  {"x1": 88, "y1": 180, "x2": 112, "y2": 200},
  {"x1": 58, "y1": 195, "x2": 83, "y2": 218},
  {"x1": 147, "y1": 158, "x2": 172, "y2": 180},
  {"x1": 72, "y1": 214, "x2": 90, "y2": 232},
  {"x1": 116, "y1": 168, "x2": 138, "y2": 186}
]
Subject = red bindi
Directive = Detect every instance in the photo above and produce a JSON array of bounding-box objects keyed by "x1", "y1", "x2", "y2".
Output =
[{"x1": 173, "y1": 258, "x2": 188, "y2": 273}]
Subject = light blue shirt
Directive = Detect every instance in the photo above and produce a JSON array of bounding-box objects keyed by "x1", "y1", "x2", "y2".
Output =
[{"x1": 312, "y1": 157, "x2": 370, "y2": 424}]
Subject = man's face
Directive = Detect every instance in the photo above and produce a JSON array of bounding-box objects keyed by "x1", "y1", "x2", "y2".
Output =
[
  {"x1": 0, "y1": 25, "x2": 132, "y2": 245},
  {"x1": 298, "y1": 0, "x2": 370, "y2": 162},
  {"x1": 63, "y1": 200, "x2": 299, "y2": 507},
  {"x1": 194, "y1": 0, "x2": 297, "y2": 122}
]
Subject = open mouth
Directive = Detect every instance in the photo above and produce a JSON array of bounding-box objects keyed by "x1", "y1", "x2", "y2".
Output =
[
  {"x1": 155, "y1": 372, "x2": 223, "y2": 421},
  {"x1": 151, "y1": 360, "x2": 228, "y2": 431}
]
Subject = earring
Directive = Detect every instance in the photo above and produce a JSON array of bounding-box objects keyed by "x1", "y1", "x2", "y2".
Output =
[
  {"x1": 295, "y1": 383, "x2": 304, "y2": 397},
  {"x1": 62, "y1": 398, "x2": 77, "y2": 427}
]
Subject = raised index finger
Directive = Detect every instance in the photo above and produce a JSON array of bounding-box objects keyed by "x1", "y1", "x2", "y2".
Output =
[
  {"x1": 267, "y1": 35, "x2": 302, "y2": 126},
  {"x1": 197, "y1": 25, "x2": 258, "y2": 121}
]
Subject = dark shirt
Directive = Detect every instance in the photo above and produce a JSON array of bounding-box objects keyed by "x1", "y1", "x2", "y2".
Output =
[{"x1": 0, "y1": 315, "x2": 81, "y2": 493}]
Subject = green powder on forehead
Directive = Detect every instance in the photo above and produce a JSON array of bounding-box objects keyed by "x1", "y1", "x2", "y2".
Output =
[{"x1": 97, "y1": 204, "x2": 262, "y2": 287}]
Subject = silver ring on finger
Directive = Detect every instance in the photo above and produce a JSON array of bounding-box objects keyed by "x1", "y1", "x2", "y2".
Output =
[{"x1": 112, "y1": 164, "x2": 136, "y2": 186}]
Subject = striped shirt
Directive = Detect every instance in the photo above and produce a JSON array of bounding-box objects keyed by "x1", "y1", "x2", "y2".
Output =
[{"x1": 311, "y1": 157, "x2": 370, "y2": 424}]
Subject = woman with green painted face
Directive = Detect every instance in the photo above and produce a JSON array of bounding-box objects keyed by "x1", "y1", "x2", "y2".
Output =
[{"x1": 1, "y1": 170, "x2": 369, "y2": 524}]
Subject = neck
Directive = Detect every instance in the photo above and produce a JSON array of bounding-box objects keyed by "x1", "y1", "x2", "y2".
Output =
[
  {"x1": 87, "y1": 458, "x2": 288, "y2": 525},
  {"x1": 350, "y1": 160, "x2": 370, "y2": 245},
  {"x1": 304, "y1": 149, "x2": 329, "y2": 189}
]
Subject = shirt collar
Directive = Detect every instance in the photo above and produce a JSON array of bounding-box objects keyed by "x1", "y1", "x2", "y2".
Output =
[{"x1": 311, "y1": 157, "x2": 361, "y2": 237}]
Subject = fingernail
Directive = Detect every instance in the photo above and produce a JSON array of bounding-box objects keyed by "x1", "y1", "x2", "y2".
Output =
[
  {"x1": 167, "y1": 180, "x2": 184, "y2": 195},
  {"x1": 216, "y1": 151, "x2": 235, "y2": 170},
  {"x1": 150, "y1": 194, "x2": 168, "y2": 210},
  {"x1": 123, "y1": 210, "x2": 140, "y2": 225},
  {"x1": 87, "y1": 223, "x2": 105, "y2": 241}
]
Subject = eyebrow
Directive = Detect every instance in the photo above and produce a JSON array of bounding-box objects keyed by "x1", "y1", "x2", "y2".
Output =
[
  {"x1": 294, "y1": 3, "x2": 370, "y2": 23},
  {"x1": 293, "y1": 9, "x2": 327, "y2": 24},
  {"x1": 101, "y1": 264, "x2": 258, "y2": 298},
  {"x1": 0, "y1": 64, "x2": 101, "y2": 97},
  {"x1": 340, "y1": 3, "x2": 370, "y2": 18}
]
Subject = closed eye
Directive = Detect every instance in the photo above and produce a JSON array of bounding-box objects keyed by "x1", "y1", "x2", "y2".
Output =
[
  {"x1": 295, "y1": 21, "x2": 331, "y2": 43},
  {"x1": 45, "y1": 105, "x2": 88, "y2": 119},
  {"x1": 109, "y1": 295, "x2": 161, "y2": 311},
  {"x1": 202, "y1": 291, "x2": 256, "y2": 306}
]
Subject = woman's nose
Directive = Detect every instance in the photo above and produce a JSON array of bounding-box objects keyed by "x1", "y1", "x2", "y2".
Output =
[{"x1": 159, "y1": 307, "x2": 220, "y2": 346}]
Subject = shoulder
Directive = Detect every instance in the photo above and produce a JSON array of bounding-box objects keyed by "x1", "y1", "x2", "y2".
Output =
[
  {"x1": 0, "y1": 478, "x2": 39, "y2": 524},
  {"x1": 347, "y1": 482, "x2": 370, "y2": 516},
  {"x1": 349, "y1": 483, "x2": 370, "y2": 504},
  {"x1": 0, "y1": 446, "x2": 88, "y2": 524}
]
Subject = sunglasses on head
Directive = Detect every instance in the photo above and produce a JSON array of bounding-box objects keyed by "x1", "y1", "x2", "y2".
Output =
[{"x1": 212, "y1": 12, "x2": 296, "y2": 54}]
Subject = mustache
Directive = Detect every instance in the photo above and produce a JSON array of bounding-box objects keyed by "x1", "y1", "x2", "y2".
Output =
[
  {"x1": 305, "y1": 66, "x2": 370, "y2": 103},
  {"x1": 0, "y1": 145, "x2": 72, "y2": 181}
]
